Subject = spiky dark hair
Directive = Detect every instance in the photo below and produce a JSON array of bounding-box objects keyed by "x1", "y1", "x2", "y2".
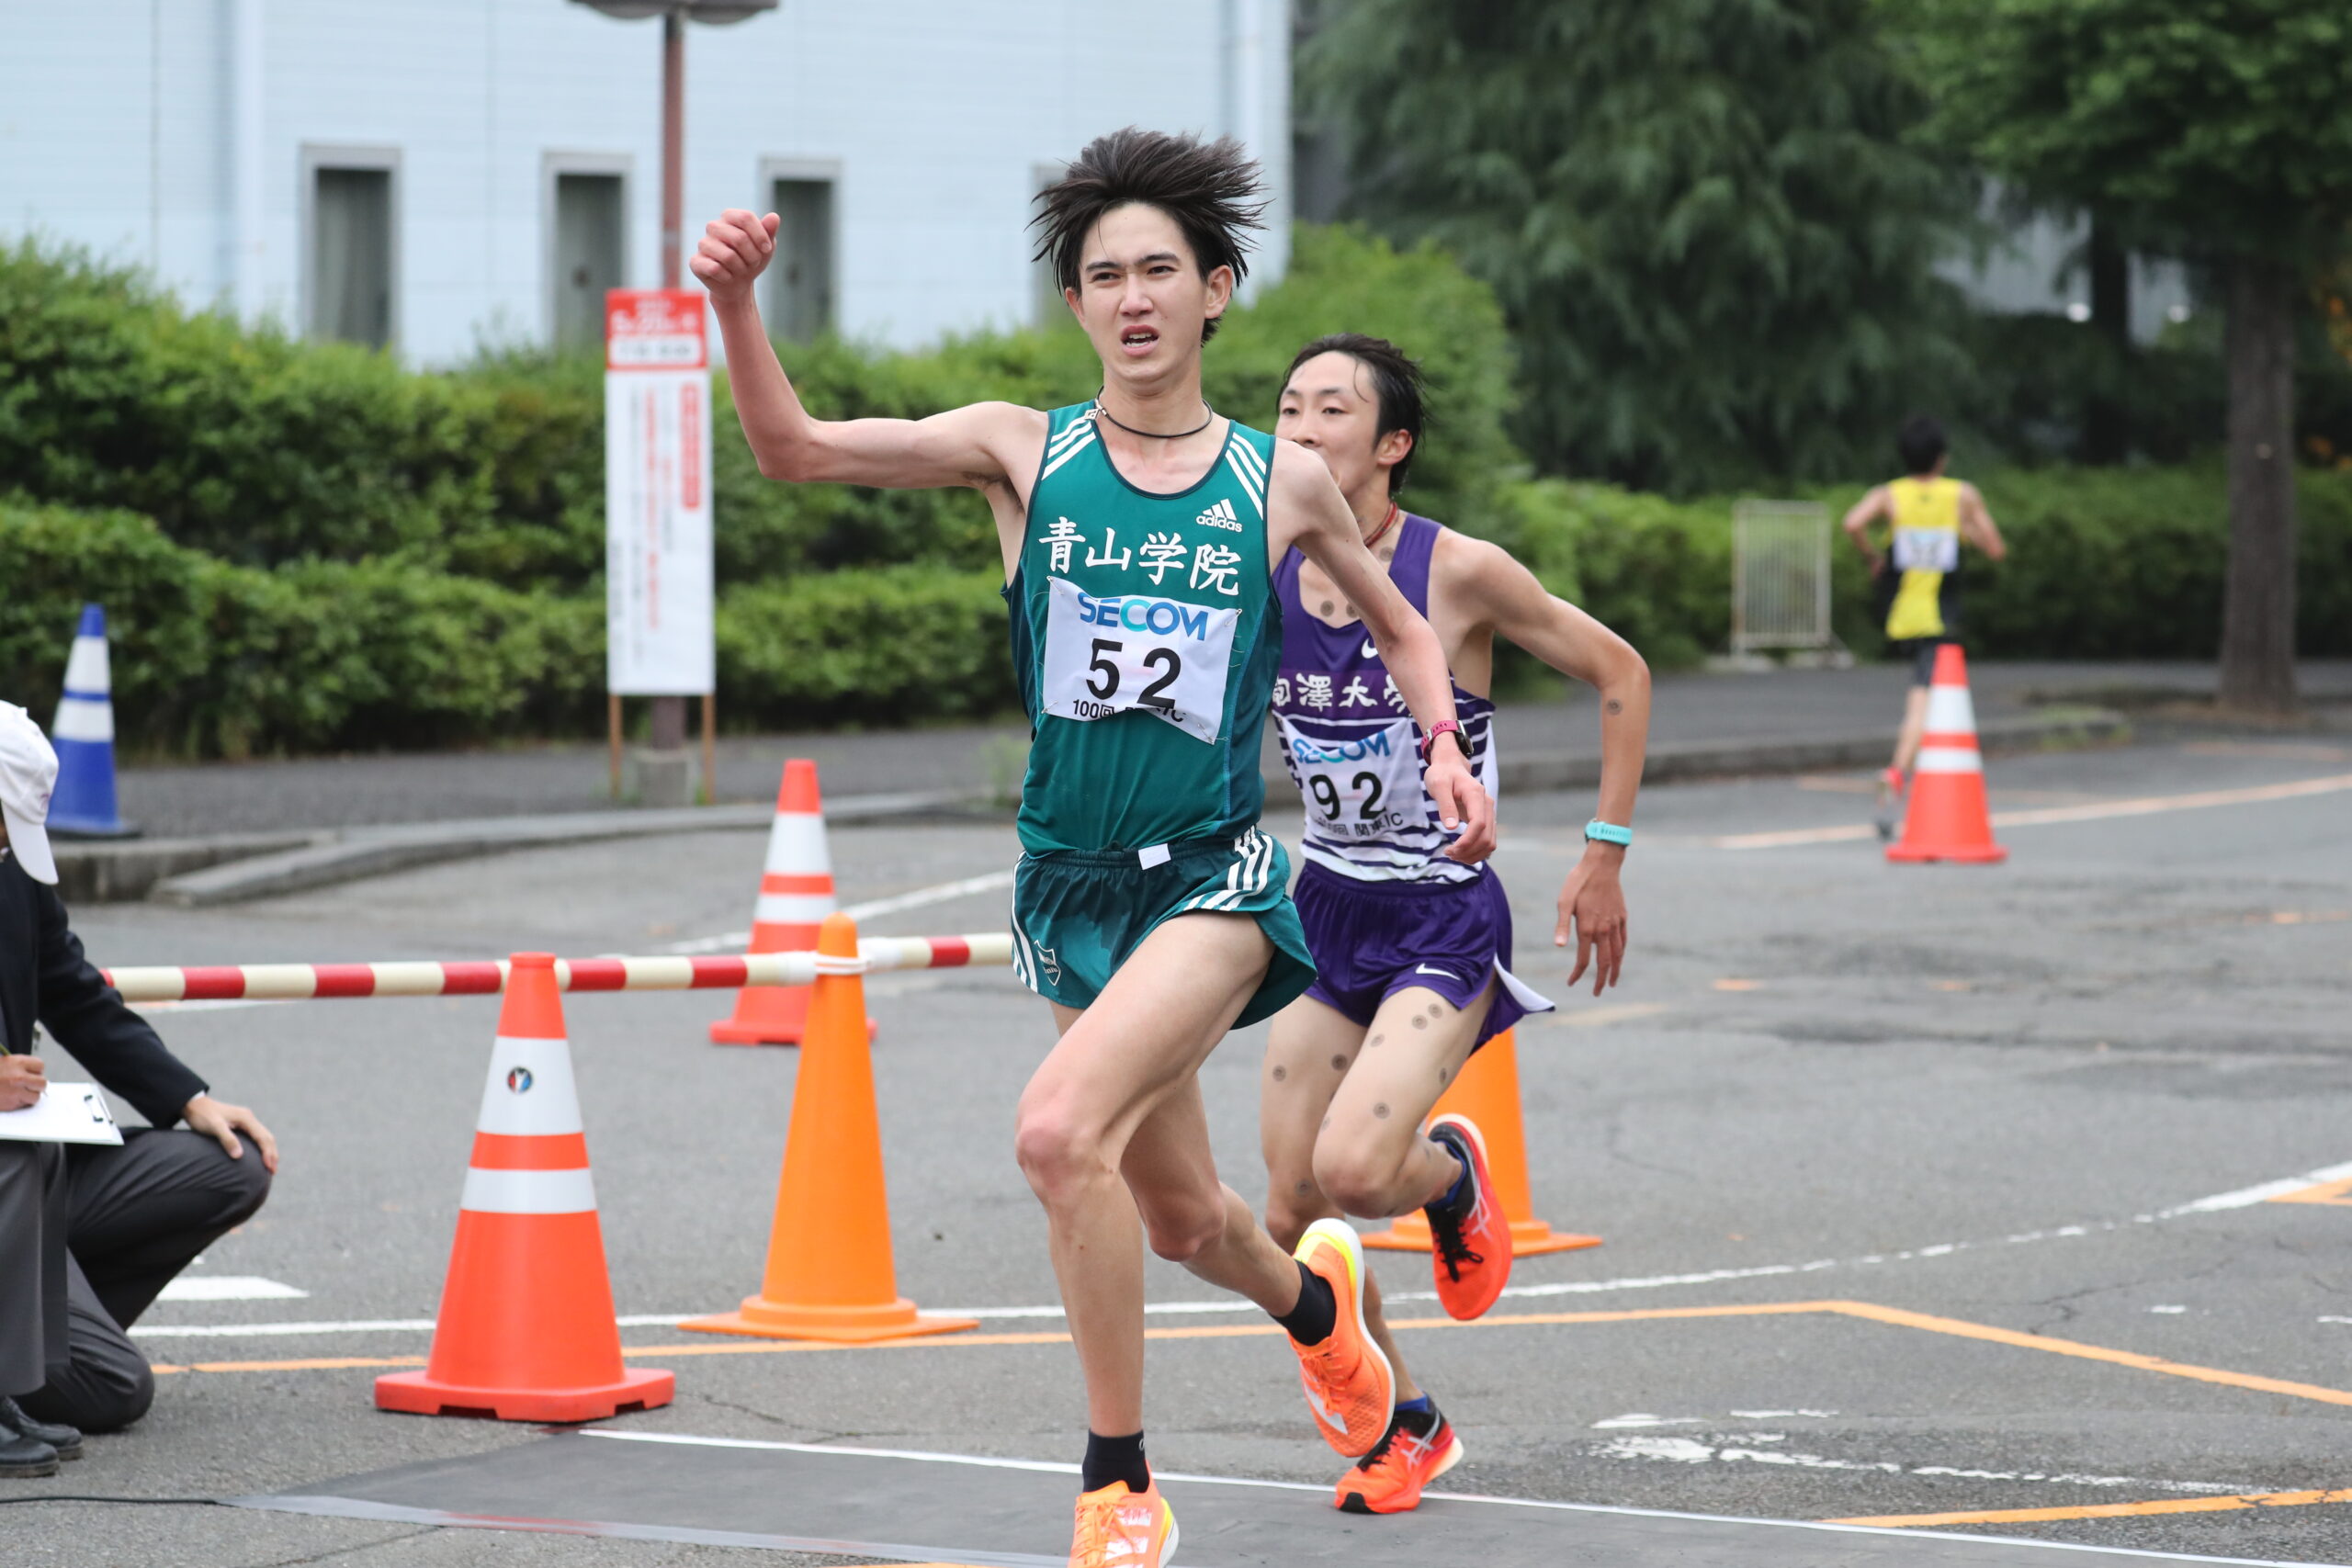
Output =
[{"x1": 1031, "y1": 128, "x2": 1267, "y2": 343}]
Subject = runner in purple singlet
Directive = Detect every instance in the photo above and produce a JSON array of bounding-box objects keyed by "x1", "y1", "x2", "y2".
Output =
[{"x1": 1259, "y1": 335, "x2": 1652, "y2": 1515}]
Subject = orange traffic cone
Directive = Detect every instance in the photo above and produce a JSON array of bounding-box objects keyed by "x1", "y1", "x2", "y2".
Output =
[
  {"x1": 1886, "y1": 645, "x2": 2007, "y2": 864},
  {"x1": 683, "y1": 913, "x2": 978, "y2": 1343},
  {"x1": 377, "y1": 953, "x2": 673, "y2": 1421},
  {"x1": 712, "y1": 760, "x2": 873, "y2": 1044},
  {"x1": 1363, "y1": 1028, "x2": 1601, "y2": 1258}
]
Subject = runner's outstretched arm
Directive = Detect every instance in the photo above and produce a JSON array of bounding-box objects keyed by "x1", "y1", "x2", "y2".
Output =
[
  {"x1": 1959, "y1": 482, "x2": 2008, "y2": 563},
  {"x1": 692, "y1": 208, "x2": 1038, "y2": 492},
  {"x1": 1464, "y1": 542, "x2": 1649, "y2": 992},
  {"x1": 1269, "y1": 443, "x2": 1496, "y2": 863},
  {"x1": 1841, "y1": 485, "x2": 1890, "y2": 573}
]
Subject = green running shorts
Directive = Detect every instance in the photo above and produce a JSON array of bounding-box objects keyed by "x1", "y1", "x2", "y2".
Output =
[{"x1": 1009, "y1": 827, "x2": 1315, "y2": 1028}]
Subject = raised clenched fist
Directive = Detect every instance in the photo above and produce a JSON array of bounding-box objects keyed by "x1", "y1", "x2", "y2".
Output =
[{"x1": 690, "y1": 209, "x2": 780, "y2": 308}]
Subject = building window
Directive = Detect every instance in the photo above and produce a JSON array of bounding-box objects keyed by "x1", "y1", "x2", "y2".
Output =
[
  {"x1": 308, "y1": 164, "x2": 395, "y2": 348},
  {"x1": 1033, "y1": 161, "x2": 1069, "y2": 329},
  {"x1": 763, "y1": 175, "x2": 835, "y2": 343},
  {"x1": 552, "y1": 171, "x2": 626, "y2": 352}
]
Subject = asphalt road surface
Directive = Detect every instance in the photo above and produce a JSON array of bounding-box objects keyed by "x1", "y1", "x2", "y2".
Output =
[{"x1": 12, "y1": 735, "x2": 2352, "y2": 1566}]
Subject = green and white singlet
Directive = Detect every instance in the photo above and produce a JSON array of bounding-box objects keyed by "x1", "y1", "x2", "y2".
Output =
[{"x1": 1002, "y1": 402, "x2": 1314, "y2": 1023}]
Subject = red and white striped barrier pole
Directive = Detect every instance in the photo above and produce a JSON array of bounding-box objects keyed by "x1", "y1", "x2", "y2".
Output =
[{"x1": 101, "y1": 932, "x2": 1011, "y2": 1005}]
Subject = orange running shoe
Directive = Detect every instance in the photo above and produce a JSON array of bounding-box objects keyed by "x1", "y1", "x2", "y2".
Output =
[
  {"x1": 1289, "y1": 1218, "x2": 1396, "y2": 1457},
  {"x1": 1069, "y1": 1479, "x2": 1177, "y2": 1567},
  {"x1": 1337, "y1": 1406, "x2": 1465, "y2": 1515},
  {"x1": 1425, "y1": 1114, "x2": 1512, "y2": 1320}
]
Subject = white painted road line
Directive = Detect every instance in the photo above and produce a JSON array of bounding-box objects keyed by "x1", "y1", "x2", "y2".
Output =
[
  {"x1": 135, "y1": 1156, "x2": 2352, "y2": 1340},
  {"x1": 1713, "y1": 771, "x2": 2352, "y2": 850},
  {"x1": 575, "y1": 1430, "x2": 2342, "y2": 1567},
  {"x1": 133, "y1": 1312, "x2": 689, "y2": 1339},
  {"x1": 1591, "y1": 1432, "x2": 2261, "y2": 1497},
  {"x1": 662, "y1": 868, "x2": 1017, "y2": 955},
  {"x1": 2153, "y1": 1159, "x2": 2352, "y2": 1215},
  {"x1": 154, "y1": 1275, "x2": 309, "y2": 1303}
]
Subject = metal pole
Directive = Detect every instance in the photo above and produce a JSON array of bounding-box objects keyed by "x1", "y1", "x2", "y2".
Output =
[
  {"x1": 701, "y1": 692, "x2": 717, "y2": 806},
  {"x1": 662, "y1": 6, "x2": 684, "y2": 290},
  {"x1": 609, "y1": 693, "x2": 624, "y2": 800},
  {"x1": 652, "y1": 5, "x2": 689, "y2": 761}
]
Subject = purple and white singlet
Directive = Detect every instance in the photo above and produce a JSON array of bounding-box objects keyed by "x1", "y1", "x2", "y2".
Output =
[{"x1": 1271, "y1": 513, "x2": 1498, "y2": 885}]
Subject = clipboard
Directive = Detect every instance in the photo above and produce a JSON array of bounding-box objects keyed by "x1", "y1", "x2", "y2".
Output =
[{"x1": 0, "y1": 1081, "x2": 125, "y2": 1145}]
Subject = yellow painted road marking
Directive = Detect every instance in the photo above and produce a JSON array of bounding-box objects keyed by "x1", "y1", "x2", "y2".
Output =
[
  {"x1": 1815, "y1": 1301, "x2": 2352, "y2": 1408},
  {"x1": 2269, "y1": 1177, "x2": 2352, "y2": 1206},
  {"x1": 155, "y1": 1299, "x2": 2352, "y2": 1413},
  {"x1": 1832, "y1": 1485, "x2": 2352, "y2": 1528},
  {"x1": 1713, "y1": 770, "x2": 2352, "y2": 850}
]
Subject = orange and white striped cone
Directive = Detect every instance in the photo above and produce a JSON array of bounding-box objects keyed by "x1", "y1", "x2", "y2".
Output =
[
  {"x1": 711, "y1": 760, "x2": 873, "y2": 1045},
  {"x1": 1363, "y1": 1028, "x2": 1601, "y2": 1258},
  {"x1": 1886, "y1": 645, "x2": 2007, "y2": 864},
  {"x1": 376, "y1": 953, "x2": 673, "y2": 1422}
]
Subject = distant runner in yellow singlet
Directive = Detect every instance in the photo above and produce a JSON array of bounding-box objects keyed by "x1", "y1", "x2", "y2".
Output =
[{"x1": 1841, "y1": 416, "x2": 2009, "y2": 839}]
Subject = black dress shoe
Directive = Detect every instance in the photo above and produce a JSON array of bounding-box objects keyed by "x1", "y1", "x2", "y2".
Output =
[
  {"x1": 0, "y1": 1397, "x2": 79, "y2": 1462},
  {"x1": 0, "y1": 1429, "x2": 58, "y2": 1479}
]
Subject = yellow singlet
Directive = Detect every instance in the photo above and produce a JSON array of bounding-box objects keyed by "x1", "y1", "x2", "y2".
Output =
[{"x1": 1884, "y1": 476, "x2": 1961, "y2": 641}]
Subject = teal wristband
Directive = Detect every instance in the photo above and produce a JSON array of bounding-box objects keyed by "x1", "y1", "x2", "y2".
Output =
[{"x1": 1584, "y1": 819, "x2": 1633, "y2": 848}]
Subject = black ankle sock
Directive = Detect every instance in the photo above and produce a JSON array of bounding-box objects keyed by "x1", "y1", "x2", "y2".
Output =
[
  {"x1": 1082, "y1": 1429, "x2": 1150, "y2": 1495},
  {"x1": 1275, "y1": 1258, "x2": 1338, "y2": 1345},
  {"x1": 1393, "y1": 1395, "x2": 1442, "y2": 1438}
]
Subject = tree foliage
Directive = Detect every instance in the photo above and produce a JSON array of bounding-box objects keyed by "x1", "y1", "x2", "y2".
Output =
[
  {"x1": 1895, "y1": 0, "x2": 2352, "y2": 707},
  {"x1": 1897, "y1": 0, "x2": 2352, "y2": 265},
  {"x1": 1303, "y1": 0, "x2": 1974, "y2": 493}
]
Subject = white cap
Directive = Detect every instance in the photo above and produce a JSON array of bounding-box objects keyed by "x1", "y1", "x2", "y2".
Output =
[{"x1": 0, "y1": 703, "x2": 60, "y2": 885}]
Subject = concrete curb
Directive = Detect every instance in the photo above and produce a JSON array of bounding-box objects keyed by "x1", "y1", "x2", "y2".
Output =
[
  {"x1": 67, "y1": 708, "x2": 2123, "y2": 906},
  {"x1": 55, "y1": 832, "x2": 327, "y2": 907},
  {"x1": 57, "y1": 789, "x2": 987, "y2": 908}
]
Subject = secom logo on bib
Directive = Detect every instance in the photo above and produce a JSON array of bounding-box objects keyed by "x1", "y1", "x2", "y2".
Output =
[{"x1": 1041, "y1": 578, "x2": 1240, "y2": 743}]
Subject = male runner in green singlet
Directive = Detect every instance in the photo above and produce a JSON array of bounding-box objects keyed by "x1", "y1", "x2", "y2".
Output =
[{"x1": 693, "y1": 130, "x2": 1494, "y2": 1568}]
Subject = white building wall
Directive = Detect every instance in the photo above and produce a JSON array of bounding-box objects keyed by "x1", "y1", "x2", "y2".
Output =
[{"x1": 0, "y1": 0, "x2": 1293, "y2": 362}]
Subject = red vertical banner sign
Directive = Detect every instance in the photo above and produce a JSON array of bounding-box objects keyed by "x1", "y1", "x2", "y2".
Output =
[{"x1": 605, "y1": 289, "x2": 715, "y2": 697}]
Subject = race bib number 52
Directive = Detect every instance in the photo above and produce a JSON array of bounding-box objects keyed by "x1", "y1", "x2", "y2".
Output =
[{"x1": 1041, "y1": 578, "x2": 1238, "y2": 743}]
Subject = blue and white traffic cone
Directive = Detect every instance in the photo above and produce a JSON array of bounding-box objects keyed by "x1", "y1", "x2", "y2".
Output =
[{"x1": 48, "y1": 604, "x2": 138, "y2": 839}]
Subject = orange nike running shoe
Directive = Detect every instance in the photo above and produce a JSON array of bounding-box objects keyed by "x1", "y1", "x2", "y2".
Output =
[
  {"x1": 1289, "y1": 1218, "x2": 1396, "y2": 1457},
  {"x1": 1069, "y1": 1479, "x2": 1177, "y2": 1567},
  {"x1": 1337, "y1": 1407, "x2": 1465, "y2": 1515},
  {"x1": 1425, "y1": 1114, "x2": 1513, "y2": 1320}
]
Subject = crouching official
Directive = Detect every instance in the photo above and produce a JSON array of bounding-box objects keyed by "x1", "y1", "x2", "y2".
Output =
[{"x1": 0, "y1": 703, "x2": 277, "y2": 1477}]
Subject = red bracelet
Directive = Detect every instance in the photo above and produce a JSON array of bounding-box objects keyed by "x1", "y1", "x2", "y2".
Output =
[{"x1": 1418, "y1": 719, "x2": 1464, "y2": 763}]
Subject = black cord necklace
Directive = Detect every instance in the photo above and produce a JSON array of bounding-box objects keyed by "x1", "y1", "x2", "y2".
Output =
[{"x1": 1091, "y1": 391, "x2": 1216, "y2": 441}]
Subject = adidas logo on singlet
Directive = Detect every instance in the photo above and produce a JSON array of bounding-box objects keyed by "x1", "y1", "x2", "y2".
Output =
[{"x1": 1195, "y1": 498, "x2": 1242, "y2": 532}]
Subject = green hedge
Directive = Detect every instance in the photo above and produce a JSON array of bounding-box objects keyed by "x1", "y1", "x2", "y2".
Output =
[
  {"x1": 717, "y1": 568, "x2": 1015, "y2": 729},
  {"x1": 1476, "y1": 464, "x2": 2352, "y2": 673},
  {"x1": 0, "y1": 502, "x2": 604, "y2": 757},
  {"x1": 0, "y1": 228, "x2": 1519, "y2": 587},
  {"x1": 0, "y1": 504, "x2": 1010, "y2": 756}
]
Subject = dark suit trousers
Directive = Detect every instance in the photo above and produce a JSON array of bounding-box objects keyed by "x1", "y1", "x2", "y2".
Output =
[{"x1": 6, "y1": 1128, "x2": 271, "y2": 1432}]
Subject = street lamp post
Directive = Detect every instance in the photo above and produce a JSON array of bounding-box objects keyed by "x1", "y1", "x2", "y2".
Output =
[{"x1": 571, "y1": 1, "x2": 778, "y2": 802}]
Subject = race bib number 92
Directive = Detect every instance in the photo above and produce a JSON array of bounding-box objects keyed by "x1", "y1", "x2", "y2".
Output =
[{"x1": 1041, "y1": 578, "x2": 1238, "y2": 743}]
